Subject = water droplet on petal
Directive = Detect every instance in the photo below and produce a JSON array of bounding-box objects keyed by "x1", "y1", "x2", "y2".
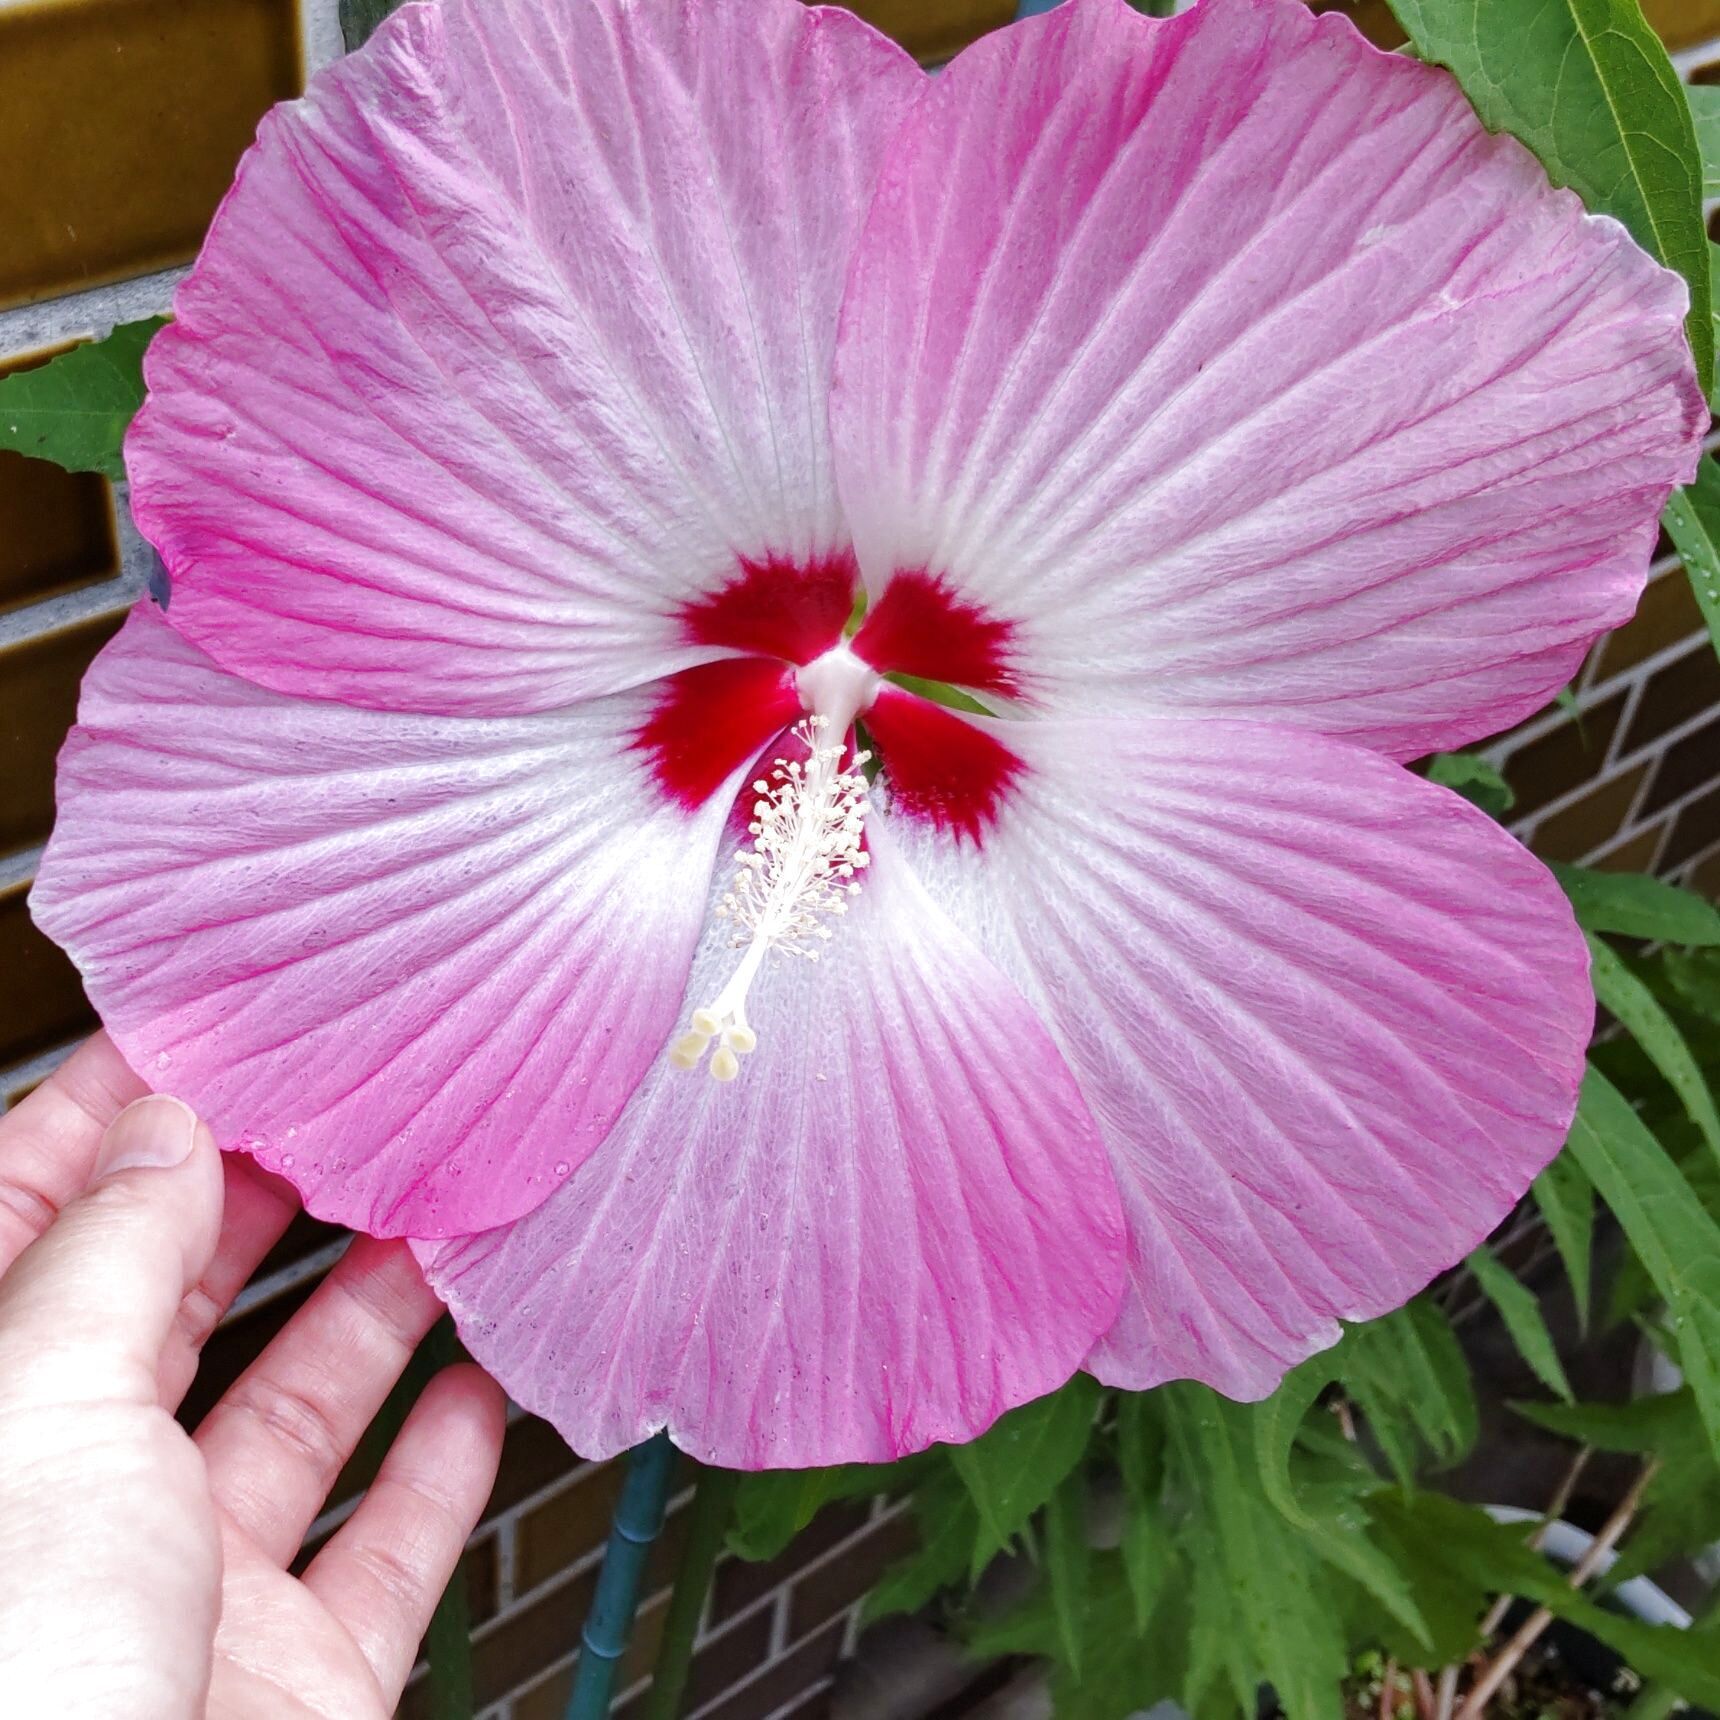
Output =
[
  {"x1": 553, "y1": 1160, "x2": 570, "y2": 1177},
  {"x1": 153, "y1": 1051, "x2": 171, "y2": 1071}
]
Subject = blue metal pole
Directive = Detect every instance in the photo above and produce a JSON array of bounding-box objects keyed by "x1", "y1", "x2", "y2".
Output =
[{"x1": 563, "y1": 1432, "x2": 679, "y2": 1720}]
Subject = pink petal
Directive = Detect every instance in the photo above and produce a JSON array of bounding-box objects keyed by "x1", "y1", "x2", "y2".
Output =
[
  {"x1": 31, "y1": 606, "x2": 741, "y2": 1238},
  {"x1": 127, "y1": 0, "x2": 921, "y2": 716},
  {"x1": 832, "y1": 0, "x2": 1703, "y2": 757},
  {"x1": 418, "y1": 823, "x2": 1126, "y2": 1467},
  {"x1": 893, "y1": 715, "x2": 1589, "y2": 1398}
]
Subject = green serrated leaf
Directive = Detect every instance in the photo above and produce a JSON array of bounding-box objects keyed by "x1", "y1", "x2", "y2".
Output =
[
  {"x1": 1664, "y1": 455, "x2": 1720, "y2": 664},
  {"x1": 0, "y1": 318, "x2": 166, "y2": 481},
  {"x1": 1384, "y1": 0, "x2": 1711, "y2": 397},
  {"x1": 1516, "y1": 1390, "x2": 1692, "y2": 1451},
  {"x1": 1567, "y1": 1066, "x2": 1720, "y2": 1456},
  {"x1": 948, "y1": 1375, "x2": 1101, "y2": 1573},
  {"x1": 1533, "y1": 1150, "x2": 1595, "y2": 1332},
  {"x1": 1119, "y1": 1487, "x2": 1171, "y2": 1634},
  {"x1": 1165, "y1": 1386, "x2": 1346, "y2": 1720},
  {"x1": 1339, "y1": 1301, "x2": 1478, "y2": 1482},
  {"x1": 1551, "y1": 861, "x2": 1720, "y2": 945},
  {"x1": 1465, "y1": 1245, "x2": 1574, "y2": 1402},
  {"x1": 1249, "y1": 1358, "x2": 1434, "y2": 1652},
  {"x1": 1589, "y1": 934, "x2": 1720, "y2": 1173},
  {"x1": 969, "y1": 1548, "x2": 1192, "y2": 1720},
  {"x1": 1115, "y1": 1390, "x2": 1165, "y2": 1508},
  {"x1": 1114, "y1": 1390, "x2": 1171, "y2": 1629},
  {"x1": 863, "y1": 1468, "x2": 977, "y2": 1623},
  {"x1": 1043, "y1": 1469, "x2": 1091, "y2": 1676},
  {"x1": 1060, "y1": 1553, "x2": 1194, "y2": 1720},
  {"x1": 1425, "y1": 751, "x2": 1515, "y2": 817},
  {"x1": 1252, "y1": 1353, "x2": 1338, "y2": 1521},
  {"x1": 1375, "y1": 1490, "x2": 1720, "y2": 1708}
]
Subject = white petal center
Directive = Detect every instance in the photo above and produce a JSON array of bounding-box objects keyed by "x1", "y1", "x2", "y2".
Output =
[{"x1": 670, "y1": 647, "x2": 880, "y2": 1083}]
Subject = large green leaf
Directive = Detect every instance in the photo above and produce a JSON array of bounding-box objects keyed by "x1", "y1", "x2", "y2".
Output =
[
  {"x1": 1375, "y1": 1490, "x2": 1720, "y2": 1708},
  {"x1": 1551, "y1": 861, "x2": 1720, "y2": 945},
  {"x1": 1533, "y1": 1150, "x2": 1595, "y2": 1331},
  {"x1": 1692, "y1": 85, "x2": 1720, "y2": 198},
  {"x1": 1663, "y1": 454, "x2": 1720, "y2": 664},
  {"x1": 948, "y1": 1374, "x2": 1101, "y2": 1572},
  {"x1": 1385, "y1": 0, "x2": 1711, "y2": 396},
  {"x1": 1589, "y1": 935, "x2": 1720, "y2": 1171},
  {"x1": 1465, "y1": 1245, "x2": 1573, "y2": 1402},
  {"x1": 1164, "y1": 1386, "x2": 1347, "y2": 1720},
  {"x1": 863, "y1": 1467, "x2": 979, "y2": 1623},
  {"x1": 0, "y1": 318, "x2": 166, "y2": 481},
  {"x1": 1567, "y1": 1067, "x2": 1720, "y2": 1454}
]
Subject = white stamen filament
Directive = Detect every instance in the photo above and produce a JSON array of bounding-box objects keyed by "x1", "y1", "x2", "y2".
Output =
[{"x1": 673, "y1": 714, "x2": 872, "y2": 1082}]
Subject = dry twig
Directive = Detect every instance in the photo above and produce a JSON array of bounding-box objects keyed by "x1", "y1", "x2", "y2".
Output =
[{"x1": 1453, "y1": 1460, "x2": 1660, "y2": 1720}]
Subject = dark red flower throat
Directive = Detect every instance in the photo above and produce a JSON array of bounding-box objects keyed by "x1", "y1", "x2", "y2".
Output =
[{"x1": 637, "y1": 555, "x2": 1024, "y2": 842}]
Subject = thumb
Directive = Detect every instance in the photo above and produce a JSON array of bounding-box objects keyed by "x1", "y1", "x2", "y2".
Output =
[{"x1": 0, "y1": 1095, "x2": 224, "y2": 1407}]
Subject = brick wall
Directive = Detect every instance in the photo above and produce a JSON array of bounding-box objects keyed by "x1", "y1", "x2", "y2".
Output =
[{"x1": 2, "y1": 3, "x2": 1719, "y2": 1718}]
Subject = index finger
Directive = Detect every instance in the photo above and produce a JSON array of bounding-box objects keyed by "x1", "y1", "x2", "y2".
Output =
[{"x1": 0, "y1": 1033, "x2": 147, "y2": 1277}]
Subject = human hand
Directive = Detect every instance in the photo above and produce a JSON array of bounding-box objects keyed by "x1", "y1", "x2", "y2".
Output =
[{"x1": 0, "y1": 1033, "x2": 506, "y2": 1718}]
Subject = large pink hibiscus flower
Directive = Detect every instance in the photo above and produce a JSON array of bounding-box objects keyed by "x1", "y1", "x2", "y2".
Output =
[{"x1": 33, "y1": 0, "x2": 1703, "y2": 1466}]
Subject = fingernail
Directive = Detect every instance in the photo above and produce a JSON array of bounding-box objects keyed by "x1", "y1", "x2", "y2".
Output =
[{"x1": 96, "y1": 1096, "x2": 200, "y2": 1180}]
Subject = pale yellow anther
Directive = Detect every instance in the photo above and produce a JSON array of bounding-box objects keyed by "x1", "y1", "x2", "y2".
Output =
[
  {"x1": 723, "y1": 1024, "x2": 758, "y2": 1055},
  {"x1": 669, "y1": 1030, "x2": 710, "y2": 1070},
  {"x1": 689, "y1": 1008, "x2": 722, "y2": 1038},
  {"x1": 710, "y1": 1045, "x2": 741, "y2": 1083}
]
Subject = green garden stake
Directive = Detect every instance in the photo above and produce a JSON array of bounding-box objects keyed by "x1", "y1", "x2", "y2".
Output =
[{"x1": 564, "y1": 1432, "x2": 679, "y2": 1720}]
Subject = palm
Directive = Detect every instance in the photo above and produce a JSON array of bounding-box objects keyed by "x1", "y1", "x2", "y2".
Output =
[{"x1": 210, "y1": 1527, "x2": 394, "y2": 1719}]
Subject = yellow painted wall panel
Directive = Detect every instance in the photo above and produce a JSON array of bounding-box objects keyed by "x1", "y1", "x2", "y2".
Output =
[
  {"x1": 0, "y1": 0, "x2": 300, "y2": 310},
  {"x1": 0, "y1": 610, "x2": 122, "y2": 858}
]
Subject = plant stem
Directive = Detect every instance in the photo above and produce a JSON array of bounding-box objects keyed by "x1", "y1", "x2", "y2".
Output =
[
  {"x1": 424, "y1": 1319, "x2": 474, "y2": 1720},
  {"x1": 1433, "y1": 1666, "x2": 1458, "y2": 1720},
  {"x1": 641, "y1": 1465, "x2": 741, "y2": 1720},
  {"x1": 564, "y1": 1433, "x2": 679, "y2": 1720},
  {"x1": 1455, "y1": 1460, "x2": 1659, "y2": 1720}
]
